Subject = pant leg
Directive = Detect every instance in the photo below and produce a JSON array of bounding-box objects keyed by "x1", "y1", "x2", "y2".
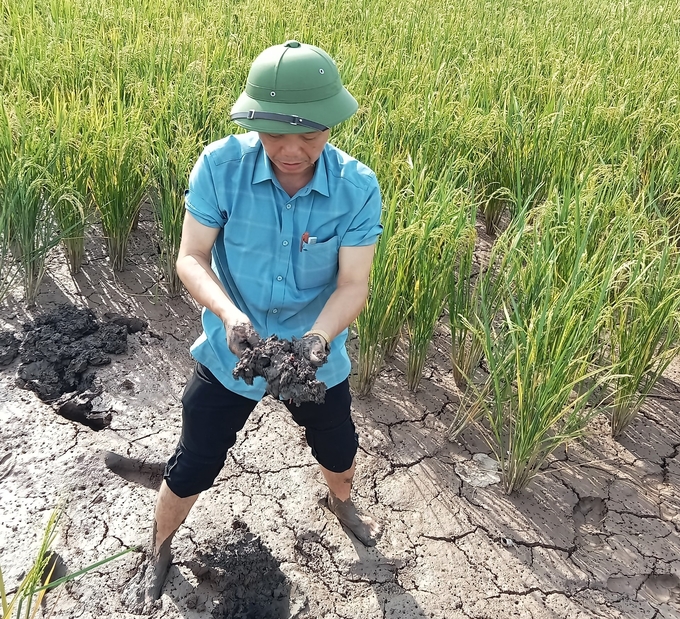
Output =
[
  {"x1": 164, "y1": 363, "x2": 258, "y2": 497},
  {"x1": 282, "y1": 379, "x2": 357, "y2": 473}
]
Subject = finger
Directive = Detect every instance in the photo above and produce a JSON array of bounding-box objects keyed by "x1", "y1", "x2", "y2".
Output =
[
  {"x1": 227, "y1": 331, "x2": 249, "y2": 357},
  {"x1": 310, "y1": 346, "x2": 328, "y2": 367}
]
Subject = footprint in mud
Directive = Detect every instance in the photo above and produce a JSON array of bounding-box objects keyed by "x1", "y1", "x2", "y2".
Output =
[
  {"x1": 573, "y1": 496, "x2": 607, "y2": 545},
  {"x1": 103, "y1": 452, "x2": 165, "y2": 490},
  {"x1": 0, "y1": 451, "x2": 16, "y2": 481},
  {"x1": 642, "y1": 573, "x2": 680, "y2": 606},
  {"x1": 608, "y1": 573, "x2": 680, "y2": 608}
]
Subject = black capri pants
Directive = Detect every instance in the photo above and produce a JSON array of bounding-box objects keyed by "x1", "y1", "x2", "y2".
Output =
[{"x1": 164, "y1": 362, "x2": 358, "y2": 498}]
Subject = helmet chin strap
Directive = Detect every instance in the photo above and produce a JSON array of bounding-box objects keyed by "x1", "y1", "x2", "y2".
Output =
[{"x1": 231, "y1": 111, "x2": 329, "y2": 132}]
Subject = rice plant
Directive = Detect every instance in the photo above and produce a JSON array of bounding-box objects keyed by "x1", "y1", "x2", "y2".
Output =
[
  {"x1": 355, "y1": 190, "x2": 411, "y2": 396},
  {"x1": 0, "y1": 98, "x2": 84, "y2": 304},
  {"x1": 405, "y1": 195, "x2": 476, "y2": 391},
  {"x1": 49, "y1": 94, "x2": 92, "y2": 274},
  {"x1": 465, "y1": 195, "x2": 620, "y2": 493},
  {"x1": 0, "y1": 506, "x2": 133, "y2": 619},
  {"x1": 448, "y1": 217, "x2": 481, "y2": 390},
  {"x1": 2, "y1": 155, "x2": 59, "y2": 306},
  {"x1": 150, "y1": 112, "x2": 199, "y2": 295},
  {"x1": 0, "y1": 98, "x2": 17, "y2": 303},
  {"x1": 605, "y1": 226, "x2": 680, "y2": 438},
  {"x1": 89, "y1": 98, "x2": 148, "y2": 272}
]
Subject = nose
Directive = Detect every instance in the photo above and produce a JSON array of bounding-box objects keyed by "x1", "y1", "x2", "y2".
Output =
[{"x1": 280, "y1": 135, "x2": 305, "y2": 156}]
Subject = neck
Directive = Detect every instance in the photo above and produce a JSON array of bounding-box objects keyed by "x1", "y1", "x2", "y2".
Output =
[{"x1": 274, "y1": 164, "x2": 315, "y2": 197}]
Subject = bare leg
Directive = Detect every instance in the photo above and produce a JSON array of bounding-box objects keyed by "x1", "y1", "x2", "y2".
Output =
[
  {"x1": 145, "y1": 482, "x2": 198, "y2": 603},
  {"x1": 321, "y1": 459, "x2": 382, "y2": 547},
  {"x1": 122, "y1": 481, "x2": 199, "y2": 611},
  {"x1": 320, "y1": 460, "x2": 355, "y2": 500},
  {"x1": 154, "y1": 481, "x2": 199, "y2": 551}
]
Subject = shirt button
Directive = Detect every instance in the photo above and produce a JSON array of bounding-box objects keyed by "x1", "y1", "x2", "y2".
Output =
[
  {"x1": 277, "y1": 276, "x2": 283, "y2": 281},
  {"x1": 286, "y1": 204, "x2": 292, "y2": 209},
  {"x1": 272, "y1": 308, "x2": 278, "y2": 314},
  {"x1": 282, "y1": 240, "x2": 289, "y2": 246}
]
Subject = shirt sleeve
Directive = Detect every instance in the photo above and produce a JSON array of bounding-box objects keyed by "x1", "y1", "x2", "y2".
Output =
[
  {"x1": 184, "y1": 149, "x2": 226, "y2": 229},
  {"x1": 340, "y1": 175, "x2": 383, "y2": 247}
]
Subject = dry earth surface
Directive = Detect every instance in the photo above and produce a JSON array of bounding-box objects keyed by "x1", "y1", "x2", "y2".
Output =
[{"x1": 1, "y1": 211, "x2": 680, "y2": 619}]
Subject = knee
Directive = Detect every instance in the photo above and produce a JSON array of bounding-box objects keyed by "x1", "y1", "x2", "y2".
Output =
[
  {"x1": 306, "y1": 419, "x2": 358, "y2": 473},
  {"x1": 163, "y1": 442, "x2": 227, "y2": 497}
]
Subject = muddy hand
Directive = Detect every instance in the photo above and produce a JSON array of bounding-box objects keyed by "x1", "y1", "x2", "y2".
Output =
[
  {"x1": 327, "y1": 492, "x2": 383, "y2": 547},
  {"x1": 301, "y1": 334, "x2": 329, "y2": 367},
  {"x1": 225, "y1": 318, "x2": 259, "y2": 357}
]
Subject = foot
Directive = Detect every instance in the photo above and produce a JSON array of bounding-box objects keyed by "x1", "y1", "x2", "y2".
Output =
[
  {"x1": 327, "y1": 492, "x2": 382, "y2": 547},
  {"x1": 121, "y1": 523, "x2": 174, "y2": 613},
  {"x1": 143, "y1": 532, "x2": 173, "y2": 604}
]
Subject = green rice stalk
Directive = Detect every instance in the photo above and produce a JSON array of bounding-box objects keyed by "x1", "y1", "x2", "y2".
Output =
[
  {"x1": 0, "y1": 505, "x2": 134, "y2": 619},
  {"x1": 89, "y1": 100, "x2": 148, "y2": 272},
  {"x1": 405, "y1": 222, "x2": 474, "y2": 391},
  {"x1": 448, "y1": 216, "x2": 480, "y2": 389},
  {"x1": 49, "y1": 93, "x2": 92, "y2": 274},
  {"x1": 405, "y1": 225, "x2": 451, "y2": 391},
  {"x1": 470, "y1": 195, "x2": 619, "y2": 493},
  {"x1": 2, "y1": 156, "x2": 59, "y2": 306},
  {"x1": 405, "y1": 183, "x2": 476, "y2": 391},
  {"x1": 355, "y1": 190, "x2": 411, "y2": 396},
  {"x1": 606, "y1": 231, "x2": 680, "y2": 437},
  {"x1": 151, "y1": 115, "x2": 198, "y2": 295},
  {"x1": 2, "y1": 98, "x2": 84, "y2": 304},
  {"x1": 0, "y1": 98, "x2": 18, "y2": 303}
]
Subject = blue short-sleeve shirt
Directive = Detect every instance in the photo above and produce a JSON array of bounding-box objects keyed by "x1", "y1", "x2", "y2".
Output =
[{"x1": 185, "y1": 132, "x2": 383, "y2": 400}]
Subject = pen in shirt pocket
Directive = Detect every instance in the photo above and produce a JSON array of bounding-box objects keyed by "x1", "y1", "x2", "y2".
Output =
[{"x1": 299, "y1": 231, "x2": 317, "y2": 251}]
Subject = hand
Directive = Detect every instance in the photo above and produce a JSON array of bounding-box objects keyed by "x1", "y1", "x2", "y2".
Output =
[
  {"x1": 224, "y1": 315, "x2": 259, "y2": 358},
  {"x1": 301, "y1": 333, "x2": 329, "y2": 368}
]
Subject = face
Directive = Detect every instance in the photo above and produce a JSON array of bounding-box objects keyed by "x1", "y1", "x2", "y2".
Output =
[{"x1": 258, "y1": 130, "x2": 330, "y2": 180}]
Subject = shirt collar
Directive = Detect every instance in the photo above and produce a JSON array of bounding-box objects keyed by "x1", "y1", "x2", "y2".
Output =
[{"x1": 251, "y1": 142, "x2": 330, "y2": 198}]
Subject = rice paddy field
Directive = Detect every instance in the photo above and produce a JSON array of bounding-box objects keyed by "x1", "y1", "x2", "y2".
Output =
[{"x1": 2, "y1": 0, "x2": 680, "y2": 617}]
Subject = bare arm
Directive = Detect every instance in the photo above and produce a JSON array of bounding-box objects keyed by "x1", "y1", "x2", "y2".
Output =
[
  {"x1": 310, "y1": 244, "x2": 375, "y2": 341},
  {"x1": 175, "y1": 212, "x2": 248, "y2": 326}
]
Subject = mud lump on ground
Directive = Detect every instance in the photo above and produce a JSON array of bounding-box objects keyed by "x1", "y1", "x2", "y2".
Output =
[
  {"x1": 123, "y1": 520, "x2": 290, "y2": 618},
  {"x1": 1, "y1": 305, "x2": 147, "y2": 429},
  {"x1": 198, "y1": 520, "x2": 291, "y2": 619},
  {"x1": 233, "y1": 335, "x2": 326, "y2": 406}
]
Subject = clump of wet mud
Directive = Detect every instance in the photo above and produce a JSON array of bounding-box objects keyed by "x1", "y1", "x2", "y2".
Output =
[
  {"x1": 233, "y1": 335, "x2": 326, "y2": 406},
  {"x1": 13, "y1": 305, "x2": 146, "y2": 403},
  {"x1": 123, "y1": 520, "x2": 293, "y2": 617},
  {"x1": 0, "y1": 330, "x2": 21, "y2": 366},
  {"x1": 198, "y1": 520, "x2": 292, "y2": 619}
]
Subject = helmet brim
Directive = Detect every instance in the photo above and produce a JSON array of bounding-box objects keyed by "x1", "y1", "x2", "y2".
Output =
[{"x1": 230, "y1": 86, "x2": 358, "y2": 134}]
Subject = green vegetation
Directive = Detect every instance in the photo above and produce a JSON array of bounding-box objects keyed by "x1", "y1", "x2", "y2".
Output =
[
  {"x1": 2, "y1": 0, "x2": 680, "y2": 488},
  {"x1": 0, "y1": 506, "x2": 133, "y2": 619}
]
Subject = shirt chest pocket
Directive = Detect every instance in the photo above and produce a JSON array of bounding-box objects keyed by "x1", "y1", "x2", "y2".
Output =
[{"x1": 294, "y1": 236, "x2": 340, "y2": 290}]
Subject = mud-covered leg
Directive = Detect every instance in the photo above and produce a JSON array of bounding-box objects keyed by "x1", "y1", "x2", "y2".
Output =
[
  {"x1": 123, "y1": 482, "x2": 198, "y2": 611},
  {"x1": 148, "y1": 482, "x2": 198, "y2": 599},
  {"x1": 321, "y1": 461, "x2": 382, "y2": 547}
]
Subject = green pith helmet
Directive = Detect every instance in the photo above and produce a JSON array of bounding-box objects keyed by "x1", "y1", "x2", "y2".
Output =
[{"x1": 230, "y1": 40, "x2": 358, "y2": 134}]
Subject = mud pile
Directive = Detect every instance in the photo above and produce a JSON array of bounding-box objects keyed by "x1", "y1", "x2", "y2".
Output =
[
  {"x1": 7, "y1": 305, "x2": 146, "y2": 402},
  {"x1": 194, "y1": 521, "x2": 292, "y2": 619},
  {"x1": 233, "y1": 335, "x2": 326, "y2": 406},
  {"x1": 0, "y1": 330, "x2": 20, "y2": 366}
]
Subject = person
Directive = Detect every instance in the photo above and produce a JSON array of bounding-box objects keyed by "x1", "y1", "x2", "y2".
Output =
[{"x1": 145, "y1": 40, "x2": 383, "y2": 602}]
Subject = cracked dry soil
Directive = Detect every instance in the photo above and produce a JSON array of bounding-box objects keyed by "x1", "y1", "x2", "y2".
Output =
[{"x1": 1, "y1": 215, "x2": 679, "y2": 619}]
